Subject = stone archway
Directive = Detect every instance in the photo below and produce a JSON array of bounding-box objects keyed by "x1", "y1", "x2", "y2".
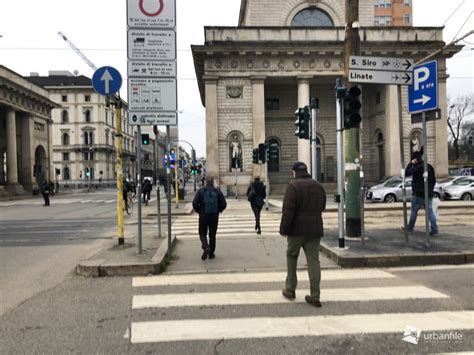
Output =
[{"x1": 34, "y1": 145, "x2": 48, "y2": 183}]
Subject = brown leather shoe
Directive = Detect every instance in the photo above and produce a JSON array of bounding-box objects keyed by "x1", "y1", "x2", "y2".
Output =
[
  {"x1": 282, "y1": 289, "x2": 296, "y2": 300},
  {"x1": 305, "y1": 295, "x2": 322, "y2": 307}
]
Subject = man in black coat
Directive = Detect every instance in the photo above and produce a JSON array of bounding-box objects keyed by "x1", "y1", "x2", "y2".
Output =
[
  {"x1": 192, "y1": 176, "x2": 227, "y2": 260},
  {"x1": 247, "y1": 176, "x2": 266, "y2": 234},
  {"x1": 41, "y1": 180, "x2": 50, "y2": 206},
  {"x1": 279, "y1": 162, "x2": 326, "y2": 307}
]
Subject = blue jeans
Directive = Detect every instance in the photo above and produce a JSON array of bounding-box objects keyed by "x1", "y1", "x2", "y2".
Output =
[{"x1": 407, "y1": 196, "x2": 438, "y2": 234}]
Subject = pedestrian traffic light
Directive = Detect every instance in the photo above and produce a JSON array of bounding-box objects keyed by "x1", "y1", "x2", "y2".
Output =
[
  {"x1": 267, "y1": 142, "x2": 279, "y2": 160},
  {"x1": 343, "y1": 85, "x2": 362, "y2": 129},
  {"x1": 141, "y1": 134, "x2": 150, "y2": 145},
  {"x1": 258, "y1": 143, "x2": 266, "y2": 164},
  {"x1": 252, "y1": 148, "x2": 258, "y2": 164},
  {"x1": 294, "y1": 107, "x2": 310, "y2": 139},
  {"x1": 294, "y1": 108, "x2": 301, "y2": 138}
]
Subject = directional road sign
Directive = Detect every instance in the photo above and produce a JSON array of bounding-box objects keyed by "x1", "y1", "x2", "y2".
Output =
[
  {"x1": 92, "y1": 66, "x2": 122, "y2": 96},
  {"x1": 349, "y1": 69, "x2": 412, "y2": 85},
  {"x1": 350, "y1": 56, "x2": 413, "y2": 72},
  {"x1": 408, "y1": 60, "x2": 438, "y2": 113}
]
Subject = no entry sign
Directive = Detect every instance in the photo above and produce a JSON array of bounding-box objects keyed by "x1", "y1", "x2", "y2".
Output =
[{"x1": 127, "y1": 0, "x2": 176, "y2": 28}]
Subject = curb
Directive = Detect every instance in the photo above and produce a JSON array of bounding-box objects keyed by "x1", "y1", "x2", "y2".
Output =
[
  {"x1": 76, "y1": 236, "x2": 177, "y2": 277},
  {"x1": 319, "y1": 242, "x2": 474, "y2": 268}
]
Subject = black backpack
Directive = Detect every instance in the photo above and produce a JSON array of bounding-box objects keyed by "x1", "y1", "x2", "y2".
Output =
[{"x1": 203, "y1": 188, "x2": 218, "y2": 214}]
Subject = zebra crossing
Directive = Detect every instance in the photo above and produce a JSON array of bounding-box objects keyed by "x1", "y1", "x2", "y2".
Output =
[
  {"x1": 0, "y1": 196, "x2": 161, "y2": 207},
  {"x1": 128, "y1": 267, "x2": 474, "y2": 347}
]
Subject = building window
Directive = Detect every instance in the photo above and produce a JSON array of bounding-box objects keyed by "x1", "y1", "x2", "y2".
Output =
[
  {"x1": 84, "y1": 110, "x2": 91, "y2": 123},
  {"x1": 63, "y1": 153, "x2": 70, "y2": 161},
  {"x1": 61, "y1": 95, "x2": 67, "y2": 102},
  {"x1": 291, "y1": 7, "x2": 334, "y2": 27},
  {"x1": 267, "y1": 138, "x2": 280, "y2": 173},
  {"x1": 105, "y1": 111, "x2": 108, "y2": 126},
  {"x1": 84, "y1": 152, "x2": 94, "y2": 161},
  {"x1": 63, "y1": 166, "x2": 70, "y2": 180},
  {"x1": 404, "y1": 14, "x2": 411, "y2": 25},
  {"x1": 374, "y1": 16, "x2": 392, "y2": 26},
  {"x1": 404, "y1": 0, "x2": 411, "y2": 6},
  {"x1": 106, "y1": 131, "x2": 109, "y2": 146},
  {"x1": 61, "y1": 110, "x2": 69, "y2": 124},
  {"x1": 265, "y1": 99, "x2": 280, "y2": 110},
  {"x1": 85, "y1": 95, "x2": 91, "y2": 102},
  {"x1": 375, "y1": 91, "x2": 381, "y2": 105},
  {"x1": 84, "y1": 131, "x2": 93, "y2": 145},
  {"x1": 62, "y1": 133, "x2": 70, "y2": 146}
]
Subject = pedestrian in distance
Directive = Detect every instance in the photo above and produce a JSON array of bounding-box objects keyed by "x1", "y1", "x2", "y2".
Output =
[
  {"x1": 401, "y1": 147, "x2": 439, "y2": 236},
  {"x1": 40, "y1": 180, "x2": 50, "y2": 206},
  {"x1": 142, "y1": 178, "x2": 152, "y2": 205},
  {"x1": 279, "y1": 162, "x2": 326, "y2": 307},
  {"x1": 192, "y1": 176, "x2": 227, "y2": 260},
  {"x1": 246, "y1": 176, "x2": 266, "y2": 234}
]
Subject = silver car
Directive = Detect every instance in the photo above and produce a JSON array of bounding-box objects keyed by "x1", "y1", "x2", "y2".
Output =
[{"x1": 443, "y1": 177, "x2": 474, "y2": 201}]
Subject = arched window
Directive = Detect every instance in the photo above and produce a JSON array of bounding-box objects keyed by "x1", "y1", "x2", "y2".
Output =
[
  {"x1": 291, "y1": 7, "x2": 334, "y2": 27},
  {"x1": 267, "y1": 138, "x2": 280, "y2": 173},
  {"x1": 84, "y1": 110, "x2": 91, "y2": 123},
  {"x1": 61, "y1": 110, "x2": 69, "y2": 124},
  {"x1": 62, "y1": 133, "x2": 70, "y2": 146}
]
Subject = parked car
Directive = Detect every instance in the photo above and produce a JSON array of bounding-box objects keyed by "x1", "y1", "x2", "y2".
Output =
[
  {"x1": 443, "y1": 177, "x2": 474, "y2": 201},
  {"x1": 436, "y1": 176, "x2": 466, "y2": 198},
  {"x1": 366, "y1": 176, "x2": 442, "y2": 203}
]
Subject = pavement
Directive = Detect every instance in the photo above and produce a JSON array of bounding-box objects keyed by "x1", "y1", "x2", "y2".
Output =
[{"x1": 75, "y1": 190, "x2": 474, "y2": 277}]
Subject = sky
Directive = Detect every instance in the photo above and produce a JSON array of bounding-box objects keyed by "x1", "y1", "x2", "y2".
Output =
[{"x1": 0, "y1": 0, "x2": 473, "y2": 157}]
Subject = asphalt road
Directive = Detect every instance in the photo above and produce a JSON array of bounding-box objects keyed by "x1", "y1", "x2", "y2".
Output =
[{"x1": 0, "y1": 265, "x2": 472, "y2": 354}]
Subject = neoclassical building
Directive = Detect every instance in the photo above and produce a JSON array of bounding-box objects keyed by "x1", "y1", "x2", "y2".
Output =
[
  {"x1": 192, "y1": 0, "x2": 461, "y2": 194},
  {"x1": 0, "y1": 66, "x2": 59, "y2": 195}
]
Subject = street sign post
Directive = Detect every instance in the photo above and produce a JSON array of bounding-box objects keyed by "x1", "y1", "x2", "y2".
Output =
[
  {"x1": 349, "y1": 56, "x2": 413, "y2": 85},
  {"x1": 408, "y1": 60, "x2": 438, "y2": 113},
  {"x1": 92, "y1": 66, "x2": 122, "y2": 96},
  {"x1": 411, "y1": 108, "x2": 441, "y2": 124}
]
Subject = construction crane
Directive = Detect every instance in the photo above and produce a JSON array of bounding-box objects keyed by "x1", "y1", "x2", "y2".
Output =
[{"x1": 57, "y1": 31, "x2": 98, "y2": 72}]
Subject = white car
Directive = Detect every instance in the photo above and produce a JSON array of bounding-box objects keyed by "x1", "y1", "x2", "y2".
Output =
[{"x1": 443, "y1": 177, "x2": 474, "y2": 201}]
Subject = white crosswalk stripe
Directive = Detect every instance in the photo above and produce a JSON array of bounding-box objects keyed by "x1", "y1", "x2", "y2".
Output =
[{"x1": 129, "y1": 269, "x2": 473, "y2": 345}]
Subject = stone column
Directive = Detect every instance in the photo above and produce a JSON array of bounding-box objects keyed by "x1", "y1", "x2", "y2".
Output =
[
  {"x1": 6, "y1": 109, "x2": 19, "y2": 185},
  {"x1": 47, "y1": 118, "x2": 54, "y2": 181},
  {"x1": 252, "y1": 76, "x2": 266, "y2": 180},
  {"x1": 204, "y1": 76, "x2": 219, "y2": 180},
  {"x1": 297, "y1": 77, "x2": 311, "y2": 170},
  {"x1": 435, "y1": 80, "x2": 449, "y2": 177},
  {"x1": 21, "y1": 115, "x2": 34, "y2": 191},
  {"x1": 384, "y1": 85, "x2": 402, "y2": 176}
]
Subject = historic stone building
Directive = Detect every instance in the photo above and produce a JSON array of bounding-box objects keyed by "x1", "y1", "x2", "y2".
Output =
[
  {"x1": 0, "y1": 66, "x2": 59, "y2": 195},
  {"x1": 192, "y1": 0, "x2": 461, "y2": 194},
  {"x1": 26, "y1": 72, "x2": 138, "y2": 188}
]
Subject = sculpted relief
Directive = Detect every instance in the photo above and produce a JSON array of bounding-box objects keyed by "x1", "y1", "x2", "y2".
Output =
[{"x1": 207, "y1": 58, "x2": 344, "y2": 72}]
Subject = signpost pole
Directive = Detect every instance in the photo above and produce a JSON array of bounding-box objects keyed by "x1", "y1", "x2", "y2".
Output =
[
  {"x1": 175, "y1": 153, "x2": 179, "y2": 209},
  {"x1": 137, "y1": 125, "x2": 143, "y2": 254},
  {"x1": 166, "y1": 125, "x2": 172, "y2": 258},
  {"x1": 422, "y1": 111, "x2": 430, "y2": 244},
  {"x1": 154, "y1": 126, "x2": 162, "y2": 239},
  {"x1": 336, "y1": 89, "x2": 345, "y2": 248},
  {"x1": 398, "y1": 85, "x2": 409, "y2": 243},
  {"x1": 311, "y1": 97, "x2": 317, "y2": 180},
  {"x1": 115, "y1": 98, "x2": 124, "y2": 245}
]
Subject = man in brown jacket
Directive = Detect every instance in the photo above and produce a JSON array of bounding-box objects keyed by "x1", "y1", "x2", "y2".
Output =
[{"x1": 279, "y1": 162, "x2": 326, "y2": 307}]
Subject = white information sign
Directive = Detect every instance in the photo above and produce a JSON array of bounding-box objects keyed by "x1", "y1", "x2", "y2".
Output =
[
  {"x1": 349, "y1": 56, "x2": 414, "y2": 72},
  {"x1": 129, "y1": 78, "x2": 177, "y2": 111},
  {"x1": 129, "y1": 111, "x2": 177, "y2": 126},
  {"x1": 127, "y1": 0, "x2": 176, "y2": 28},
  {"x1": 128, "y1": 29, "x2": 175, "y2": 60},
  {"x1": 128, "y1": 60, "x2": 176, "y2": 77},
  {"x1": 349, "y1": 69, "x2": 413, "y2": 85}
]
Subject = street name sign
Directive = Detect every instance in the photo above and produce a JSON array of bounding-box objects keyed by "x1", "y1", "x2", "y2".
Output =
[
  {"x1": 92, "y1": 66, "x2": 122, "y2": 96},
  {"x1": 127, "y1": 0, "x2": 176, "y2": 28},
  {"x1": 408, "y1": 60, "x2": 438, "y2": 113},
  {"x1": 349, "y1": 56, "x2": 413, "y2": 85},
  {"x1": 349, "y1": 69, "x2": 412, "y2": 85},
  {"x1": 411, "y1": 108, "x2": 441, "y2": 124}
]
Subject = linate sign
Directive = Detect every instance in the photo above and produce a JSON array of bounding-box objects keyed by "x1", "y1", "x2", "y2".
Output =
[
  {"x1": 349, "y1": 70, "x2": 413, "y2": 85},
  {"x1": 127, "y1": 0, "x2": 176, "y2": 28}
]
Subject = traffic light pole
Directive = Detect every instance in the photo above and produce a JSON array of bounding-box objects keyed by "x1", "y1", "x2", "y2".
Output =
[
  {"x1": 136, "y1": 125, "x2": 143, "y2": 254},
  {"x1": 336, "y1": 91, "x2": 345, "y2": 248},
  {"x1": 310, "y1": 97, "x2": 318, "y2": 180},
  {"x1": 114, "y1": 97, "x2": 124, "y2": 246},
  {"x1": 166, "y1": 125, "x2": 172, "y2": 258}
]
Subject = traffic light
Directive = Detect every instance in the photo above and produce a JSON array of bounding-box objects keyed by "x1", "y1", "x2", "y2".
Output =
[
  {"x1": 294, "y1": 107, "x2": 310, "y2": 139},
  {"x1": 141, "y1": 134, "x2": 150, "y2": 145},
  {"x1": 267, "y1": 142, "x2": 278, "y2": 160},
  {"x1": 343, "y1": 85, "x2": 362, "y2": 129},
  {"x1": 252, "y1": 148, "x2": 258, "y2": 164},
  {"x1": 294, "y1": 108, "x2": 301, "y2": 137},
  {"x1": 258, "y1": 143, "x2": 266, "y2": 164}
]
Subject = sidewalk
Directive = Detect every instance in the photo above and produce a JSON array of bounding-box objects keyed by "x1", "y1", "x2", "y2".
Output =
[{"x1": 76, "y1": 185, "x2": 197, "y2": 277}]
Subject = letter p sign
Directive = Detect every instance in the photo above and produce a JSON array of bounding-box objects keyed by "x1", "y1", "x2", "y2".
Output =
[
  {"x1": 408, "y1": 60, "x2": 438, "y2": 114},
  {"x1": 414, "y1": 67, "x2": 430, "y2": 91}
]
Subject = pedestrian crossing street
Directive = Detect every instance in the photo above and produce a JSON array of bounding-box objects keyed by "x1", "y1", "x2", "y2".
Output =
[{"x1": 128, "y1": 267, "x2": 474, "y2": 346}]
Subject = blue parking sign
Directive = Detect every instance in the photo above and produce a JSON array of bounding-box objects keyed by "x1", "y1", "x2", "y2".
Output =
[{"x1": 408, "y1": 60, "x2": 438, "y2": 113}]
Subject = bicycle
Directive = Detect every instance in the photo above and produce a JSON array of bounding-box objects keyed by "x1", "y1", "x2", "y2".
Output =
[
  {"x1": 125, "y1": 191, "x2": 133, "y2": 215},
  {"x1": 143, "y1": 192, "x2": 150, "y2": 206}
]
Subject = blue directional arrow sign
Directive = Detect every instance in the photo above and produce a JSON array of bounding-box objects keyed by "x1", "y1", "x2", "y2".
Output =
[
  {"x1": 92, "y1": 66, "x2": 122, "y2": 96},
  {"x1": 408, "y1": 60, "x2": 438, "y2": 114}
]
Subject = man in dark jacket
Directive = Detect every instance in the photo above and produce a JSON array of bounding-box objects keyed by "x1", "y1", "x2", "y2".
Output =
[
  {"x1": 246, "y1": 176, "x2": 266, "y2": 234},
  {"x1": 41, "y1": 180, "x2": 50, "y2": 206},
  {"x1": 142, "y1": 178, "x2": 152, "y2": 204},
  {"x1": 402, "y1": 148, "x2": 438, "y2": 235},
  {"x1": 279, "y1": 162, "x2": 326, "y2": 307},
  {"x1": 192, "y1": 176, "x2": 227, "y2": 260}
]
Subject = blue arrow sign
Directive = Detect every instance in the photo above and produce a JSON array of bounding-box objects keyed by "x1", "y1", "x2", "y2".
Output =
[
  {"x1": 92, "y1": 66, "x2": 122, "y2": 96},
  {"x1": 408, "y1": 60, "x2": 438, "y2": 114}
]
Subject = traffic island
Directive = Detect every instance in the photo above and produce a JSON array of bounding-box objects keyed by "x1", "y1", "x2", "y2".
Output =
[{"x1": 320, "y1": 228, "x2": 474, "y2": 268}]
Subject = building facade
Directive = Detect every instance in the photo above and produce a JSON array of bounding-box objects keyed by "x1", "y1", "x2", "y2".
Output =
[
  {"x1": 374, "y1": 0, "x2": 413, "y2": 26},
  {"x1": 27, "y1": 72, "x2": 137, "y2": 188},
  {"x1": 0, "y1": 66, "x2": 59, "y2": 195},
  {"x1": 192, "y1": 0, "x2": 461, "y2": 195}
]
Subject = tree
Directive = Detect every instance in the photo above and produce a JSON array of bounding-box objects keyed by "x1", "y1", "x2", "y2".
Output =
[{"x1": 447, "y1": 95, "x2": 474, "y2": 160}]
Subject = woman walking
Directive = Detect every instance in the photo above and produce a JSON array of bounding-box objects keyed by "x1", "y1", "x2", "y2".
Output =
[{"x1": 247, "y1": 176, "x2": 266, "y2": 234}]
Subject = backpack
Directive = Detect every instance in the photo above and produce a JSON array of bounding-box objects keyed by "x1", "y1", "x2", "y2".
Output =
[
  {"x1": 203, "y1": 188, "x2": 218, "y2": 214},
  {"x1": 247, "y1": 184, "x2": 256, "y2": 202}
]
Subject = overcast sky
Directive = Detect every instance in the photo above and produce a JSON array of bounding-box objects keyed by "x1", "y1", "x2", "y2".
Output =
[{"x1": 0, "y1": 0, "x2": 472, "y2": 157}]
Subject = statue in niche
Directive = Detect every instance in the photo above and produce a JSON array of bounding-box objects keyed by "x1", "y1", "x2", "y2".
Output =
[
  {"x1": 229, "y1": 134, "x2": 242, "y2": 171},
  {"x1": 411, "y1": 131, "x2": 422, "y2": 154}
]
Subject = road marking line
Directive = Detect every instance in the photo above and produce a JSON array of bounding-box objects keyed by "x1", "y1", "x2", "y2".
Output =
[
  {"x1": 133, "y1": 269, "x2": 395, "y2": 287},
  {"x1": 132, "y1": 286, "x2": 448, "y2": 309},
  {"x1": 387, "y1": 264, "x2": 474, "y2": 272},
  {"x1": 131, "y1": 311, "x2": 473, "y2": 343}
]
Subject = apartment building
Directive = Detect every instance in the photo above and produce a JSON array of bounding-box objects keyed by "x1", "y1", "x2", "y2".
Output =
[{"x1": 374, "y1": 0, "x2": 413, "y2": 26}]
